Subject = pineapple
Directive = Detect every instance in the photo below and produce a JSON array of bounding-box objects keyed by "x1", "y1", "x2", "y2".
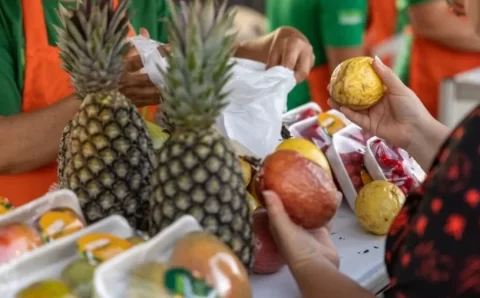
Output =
[
  {"x1": 56, "y1": 0, "x2": 157, "y2": 232},
  {"x1": 149, "y1": 0, "x2": 254, "y2": 269}
]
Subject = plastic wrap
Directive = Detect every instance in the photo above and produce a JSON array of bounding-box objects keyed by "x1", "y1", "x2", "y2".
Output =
[
  {"x1": 281, "y1": 102, "x2": 322, "y2": 127},
  {"x1": 364, "y1": 137, "x2": 426, "y2": 195},
  {"x1": 0, "y1": 215, "x2": 134, "y2": 298},
  {"x1": 326, "y1": 124, "x2": 373, "y2": 210},
  {"x1": 95, "y1": 216, "x2": 252, "y2": 298},
  {"x1": 0, "y1": 190, "x2": 86, "y2": 265}
]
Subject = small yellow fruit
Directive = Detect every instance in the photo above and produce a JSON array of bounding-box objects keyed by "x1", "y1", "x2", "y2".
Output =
[
  {"x1": 246, "y1": 192, "x2": 261, "y2": 213},
  {"x1": 239, "y1": 157, "x2": 252, "y2": 186},
  {"x1": 275, "y1": 138, "x2": 332, "y2": 178},
  {"x1": 145, "y1": 121, "x2": 170, "y2": 150},
  {"x1": 355, "y1": 181, "x2": 405, "y2": 235},
  {"x1": 329, "y1": 57, "x2": 385, "y2": 110}
]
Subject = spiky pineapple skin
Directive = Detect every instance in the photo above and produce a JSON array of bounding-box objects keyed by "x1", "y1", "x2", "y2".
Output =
[
  {"x1": 60, "y1": 91, "x2": 157, "y2": 232},
  {"x1": 150, "y1": 128, "x2": 254, "y2": 269},
  {"x1": 58, "y1": 120, "x2": 72, "y2": 182}
]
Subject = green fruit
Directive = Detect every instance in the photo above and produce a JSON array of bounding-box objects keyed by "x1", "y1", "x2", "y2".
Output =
[
  {"x1": 61, "y1": 259, "x2": 96, "y2": 298},
  {"x1": 127, "y1": 235, "x2": 148, "y2": 246},
  {"x1": 149, "y1": 0, "x2": 254, "y2": 270},
  {"x1": 56, "y1": 0, "x2": 157, "y2": 232},
  {"x1": 126, "y1": 262, "x2": 170, "y2": 298},
  {"x1": 16, "y1": 279, "x2": 78, "y2": 298}
]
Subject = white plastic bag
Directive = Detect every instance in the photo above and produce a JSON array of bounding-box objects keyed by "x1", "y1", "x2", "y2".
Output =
[
  {"x1": 216, "y1": 58, "x2": 296, "y2": 158},
  {"x1": 130, "y1": 37, "x2": 296, "y2": 158}
]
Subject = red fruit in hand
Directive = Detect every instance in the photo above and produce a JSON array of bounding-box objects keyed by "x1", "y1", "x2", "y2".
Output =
[
  {"x1": 298, "y1": 108, "x2": 318, "y2": 121},
  {"x1": 256, "y1": 150, "x2": 340, "y2": 229},
  {"x1": 252, "y1": 208, "x2": 285, "y2": 274}
]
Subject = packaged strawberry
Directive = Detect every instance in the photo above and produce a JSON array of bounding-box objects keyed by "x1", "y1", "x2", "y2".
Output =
[
  {"x1": 364, "y1": 137, "x2": 425, "y2": 195},
  {"x1": 282, "y1": 102, "x2": 321, "y2": 127},
  {"x1": 290, "y1": 118, "x2": 332, "y2": 153},
  {"x1": 326, "y1": 124, "x2": 373, "y2": 210}
]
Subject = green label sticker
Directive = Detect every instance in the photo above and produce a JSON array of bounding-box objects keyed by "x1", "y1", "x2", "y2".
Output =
[
  {"x1": 338, "y1": 10, "x2": 364, "y2": 25},
  {"x1": 165, "y1": 268, "x2": 219, "y2": 298}
]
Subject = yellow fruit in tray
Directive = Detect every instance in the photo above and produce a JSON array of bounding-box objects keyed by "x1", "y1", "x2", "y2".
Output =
[
  {"x1": 16, "y1": 279, "x2": 78, "y2": 298},
  {"x1": 317, "y1": 113, "x2": 346, "y2": 136},
  {"x1": 170, "y1": 231, "x2": 252, "y2": 298},
  {"x1": 355, "y1": 181, "x2": 405, "y2": 235},
  {"x1": 76, "y1": 233, "x2": 133, "y2": 264},
  {"x1": 35, "y1": 208, "x2": 85, "y2": 243},
  {"x1": 239, "y1": 157, "x2": 252, "y2": 186},
  {"x1": 329, "y1": 57, "x2": 385, "y2": 110},
  {"x1": 126, "y1": 262, "x2": 170, "y2": 298},
  {"x1": 275, "y1": 138, "x2": 332, "y2": 178}
]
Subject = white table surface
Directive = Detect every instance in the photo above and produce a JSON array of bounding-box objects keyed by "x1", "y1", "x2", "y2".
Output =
[{"x1": 250, "y1": 201, "x2": 389, "y2": 297}]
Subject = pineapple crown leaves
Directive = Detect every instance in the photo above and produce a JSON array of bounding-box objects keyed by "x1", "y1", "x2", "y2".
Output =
[
  {"x1": 56, "y1": 0, "x2": 132, "y2": 97},
  {"x1": 159, "y1": 0, "x2": 237, "y2": 132}
]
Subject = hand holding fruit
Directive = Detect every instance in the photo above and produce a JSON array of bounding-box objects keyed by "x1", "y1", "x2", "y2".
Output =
[
  {"x1": 263, "y1": 191, "x2": 340, "y2": 271},
  {"x1": 328, "y1": 56, "x2": 433, "y2": 150}
]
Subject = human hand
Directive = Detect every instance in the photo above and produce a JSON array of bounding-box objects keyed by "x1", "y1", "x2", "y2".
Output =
[
  {"x1": 120, "y1": 28, "x2": 170, "y2": 108},
  {"x1": 266, "y1": 27, "x2": 315, "y2": 83},
  {"x1": 328, "y1": 56, "x2": 434, "y2": 149},
  {"x1": 263, "y1": 190, "x2": 340, "y2": 272}
]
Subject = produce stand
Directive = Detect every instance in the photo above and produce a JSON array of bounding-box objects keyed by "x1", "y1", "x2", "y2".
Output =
[
  {"x1": 251, "y1": 202, "x2": 388, "y2": 297},
  {"x1": 439, "y1": 67, "x2": 480, "y2": 128}
]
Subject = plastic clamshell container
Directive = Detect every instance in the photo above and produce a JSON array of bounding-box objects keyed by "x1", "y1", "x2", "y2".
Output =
[
  {"x1": 289, "y1": 109, "x2": 352, "y2": 138},
  {"x1": 94, "y1": 215, "x2": 202, "y2": 298},
  {"x1": 364, "y1": 137, "x2": 427, "y2": 183},
  {"x1": 325, "y1": 124, "x2": 363, "y2": 211},
  {"x1": 282, "y1": 102, "x2": 321, "y2": 127},
  {"x1": 364, "y1": 137, "x2": 387, "y2": 181},
  {"x1": 0, "y1": 215, "x2": 133, "y2": 298},
  {"x1": 0, "y1": 189, "x2": 84, "y2": 226}
]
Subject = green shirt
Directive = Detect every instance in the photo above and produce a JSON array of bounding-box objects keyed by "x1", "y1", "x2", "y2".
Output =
[
  {"x1": 267, "y1": 0, "x2": 368, "y2": 110},
  {"x1": 0, "y1": 0, "x2": 169, "y2": 116}
]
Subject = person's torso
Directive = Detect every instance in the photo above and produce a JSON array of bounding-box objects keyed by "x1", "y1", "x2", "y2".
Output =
[{"x1": 0, "y1": 0, "x2": 168, "y2": 116}]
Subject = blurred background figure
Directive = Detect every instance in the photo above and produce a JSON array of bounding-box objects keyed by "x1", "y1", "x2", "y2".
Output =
[
  {"x1": 232, "y1": 5, "x2": 267, "y2": 42},
  {"x1": 399, "y1": 0, "x2": 480, "y2": 118},
  {"x1": 266, "y1": 0, "x2": 368, "y2": 111}
]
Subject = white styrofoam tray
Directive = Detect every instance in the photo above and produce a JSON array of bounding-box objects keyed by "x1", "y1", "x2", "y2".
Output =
[
  {"x1": 282, "y1": 102, "x2": 321, "y2": 127},
  {"x1": 0, "y1": 189, "x2": 84, "y2": 226},
  {"x1": 289, "y1": 109, "x2": 352, "y2": 138},
  {"x1": 250, "y1": 201, "x2": 388, "y2": 297},
  {"x1": 94, "y1": 215, "x2": 202, "y2": 298},
  {"x1": 0, "y1": 215, "x2": 133, "y2": 298}
]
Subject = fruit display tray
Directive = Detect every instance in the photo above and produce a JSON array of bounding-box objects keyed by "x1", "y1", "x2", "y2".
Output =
[
  {"x1": 94, "y1": 215, "x2": 202, "y2": 298},
  {"x1": 281, "y1": 102, "x2": 322, "y2": 127},
  {"x1": 0, "y1": 215, "x2": 133, "y2": 298},
  {"x1": 250, "y1": 201, "x2": 388, "y2": 297}
]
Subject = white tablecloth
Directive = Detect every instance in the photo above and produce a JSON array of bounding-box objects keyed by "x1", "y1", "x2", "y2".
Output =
[{"x1": 250, "y1": 202, "x2": 389, "y2": 297}]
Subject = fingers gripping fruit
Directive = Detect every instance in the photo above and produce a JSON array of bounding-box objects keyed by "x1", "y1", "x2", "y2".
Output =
[
  {"x1": 355, "y1": 181, "x2": 406, "y2": 235},
  {"x1": 256, "y1": 150, "x2": 340, "y2": 229},
  {"x1": 252, "y1": 208, "x2": 285, "y2": 274},
  {"x1": 329, "y1": 57, "x2": 385, "y2": 110}
]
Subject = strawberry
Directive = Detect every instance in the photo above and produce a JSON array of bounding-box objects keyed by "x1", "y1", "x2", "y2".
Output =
[
  {"x1": 298, "y1": 108, "x2": 318, "y2": 121},
  {"x1": 252, "y1": 208, "x2": 285, "y2": 274}
]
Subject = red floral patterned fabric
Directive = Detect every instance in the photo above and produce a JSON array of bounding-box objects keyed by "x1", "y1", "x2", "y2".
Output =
[{"x1": 384, "y1": 105, "x2": 480, "y2": 297}]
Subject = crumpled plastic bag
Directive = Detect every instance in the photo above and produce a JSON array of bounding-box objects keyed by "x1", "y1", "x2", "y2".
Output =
[{"x1": 130, "y1": 36, "x2": 296, "y2": 158}]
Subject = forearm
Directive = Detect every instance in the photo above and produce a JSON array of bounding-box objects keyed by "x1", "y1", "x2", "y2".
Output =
[
  {"x1": 410, "y1": 11, "x2": 480, "y2": 52},
  {"x1": 233, "y1": 32, "x2": 273, "y2": 63},
  {"x1": 291, "y1": 258, "x2": 374, "y2": 298},
  {"x1": 0, "y1": 95, "x2": 80, "y2": 174},
  {"x1": 407, "y1": 116, "x2": 450, "y2": 171}
]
